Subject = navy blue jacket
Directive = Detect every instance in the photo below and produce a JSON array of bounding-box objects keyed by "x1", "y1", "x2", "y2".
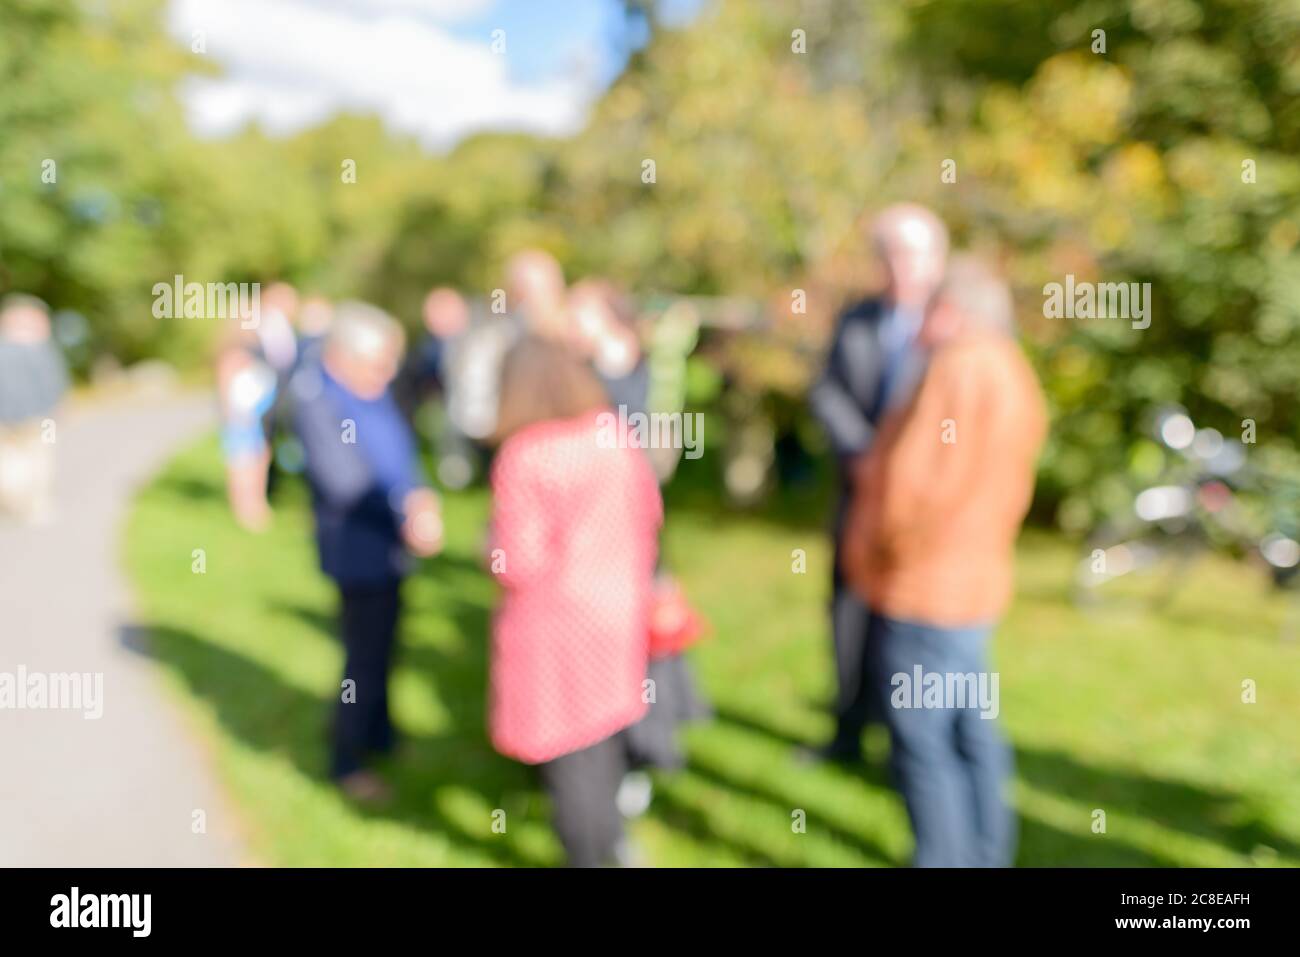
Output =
[
  {"x1": 291, "y1": 366, "x2": 426, "y2": 586},
  {"x1": 809, "y1": 296, "x2": 894, "y2": 467}
]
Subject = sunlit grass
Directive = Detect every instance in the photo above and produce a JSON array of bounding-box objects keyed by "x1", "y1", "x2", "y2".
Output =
[{"x1": 124, "y1": 436, "x2": 1300, "y2": 866}]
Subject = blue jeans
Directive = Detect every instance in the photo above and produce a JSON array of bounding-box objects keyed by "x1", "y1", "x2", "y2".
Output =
[{"x1": 868, "y1": 615, "x2": 1016, "y2": 867}]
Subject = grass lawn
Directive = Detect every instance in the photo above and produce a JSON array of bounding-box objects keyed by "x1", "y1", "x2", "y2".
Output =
[{"x1": 124, "y1": 435, "x2": 1300, "y2": 866}]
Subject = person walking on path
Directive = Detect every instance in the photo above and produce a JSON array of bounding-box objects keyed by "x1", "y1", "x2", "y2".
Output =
[{"x1": 0, "y1": 294, "x2": 68, "y2": 525}]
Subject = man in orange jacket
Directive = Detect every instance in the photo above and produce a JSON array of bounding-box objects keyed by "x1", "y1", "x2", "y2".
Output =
[{"x1": 842, "y1": 256, "x2": 1047, "y2": 867}]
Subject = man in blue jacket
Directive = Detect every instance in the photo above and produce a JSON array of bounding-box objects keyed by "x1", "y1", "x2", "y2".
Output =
[
  {"x1": 807, "y1": 204, "x2": 948, "y2": 763},
  {"x1": 291, "y1": 302, "x2": 442, "y2": 802}
]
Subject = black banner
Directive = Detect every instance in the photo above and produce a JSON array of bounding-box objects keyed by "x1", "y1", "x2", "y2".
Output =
[{"x1": 0, "y1": 867, "x2": 1289, "y2": 943}]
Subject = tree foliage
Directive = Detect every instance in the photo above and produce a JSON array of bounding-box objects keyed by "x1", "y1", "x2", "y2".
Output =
[{"x1": 3, "y1": 0, "x2": 1297, "y2": 522}]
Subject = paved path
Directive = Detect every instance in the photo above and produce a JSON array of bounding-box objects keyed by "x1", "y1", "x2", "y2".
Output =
[{"x1": 0, "y1": 390, "x2": 246, "y2": 866}]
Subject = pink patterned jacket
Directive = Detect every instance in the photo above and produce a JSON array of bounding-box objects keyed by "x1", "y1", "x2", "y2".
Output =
[{"x1": 487, "y1": 410, "x2": 663, "y2": 764}]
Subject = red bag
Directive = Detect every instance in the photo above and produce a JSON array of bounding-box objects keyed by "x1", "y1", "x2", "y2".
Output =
[{"x1": 648, "y1": 575, "x2": 708, "y2": 658}]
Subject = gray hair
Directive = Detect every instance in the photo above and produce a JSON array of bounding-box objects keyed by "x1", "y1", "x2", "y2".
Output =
[
  {"x1": 933, "y1": 256, "x2": 1014, "y2": 334},
  {"x1": 1, "y1": 293, "x2": 51, "y2": 318},
  {"x1": 871, "y1": 203, "x2": 950, "y2": 257},
  {"x1": 326, "y1": 301, "x2": 405, "y2": 360}
]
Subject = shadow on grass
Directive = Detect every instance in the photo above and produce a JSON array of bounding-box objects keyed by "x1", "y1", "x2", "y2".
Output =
[
  {"x1": 1014, "y1": 814, "x2": 1181, "y2": 867},
  {"x1": 667, "y1": 761, "x2": 899, "y2": 865},
  {"x1": 119, "y1": 622, "x2": 547, "y2": 868},
  {"x1": 148, "y1": 472, "x2": 226, "y2": 503},
  {"x1": 1015, "y1": 744, "x2": 1300, "y2": 865},
  {"x1": 701, "y1": 699, "x2": 1291, "y2": 867},
  {"x1": 130, "y1": 455, "x2": 1295, "y2": 867},
  {"x1": 125, "y1": 612, "x2": 902, "y2": 868},
  {"x1": 268, "y1": 585, "x2": 493, "y2": 740}
]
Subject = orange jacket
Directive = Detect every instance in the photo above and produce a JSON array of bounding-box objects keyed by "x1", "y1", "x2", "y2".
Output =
[{"x1": 841, "y1": 333, "x2": 1047, "y2": 627}]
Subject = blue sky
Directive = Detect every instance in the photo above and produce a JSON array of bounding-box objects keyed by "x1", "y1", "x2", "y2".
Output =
[
  {"x1": 168, "y1": 0, "x2": 705, "y2": 150},
  {"x1": 445, "y1": 0, "x2": 703, "y2": 85}
]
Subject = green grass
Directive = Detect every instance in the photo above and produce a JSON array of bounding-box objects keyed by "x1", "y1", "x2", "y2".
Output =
[{"x1": 124, "y1": 435, "x2": 1300, "y2": 866}]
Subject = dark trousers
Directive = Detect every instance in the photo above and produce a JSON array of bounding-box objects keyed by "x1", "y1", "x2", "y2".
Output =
[
  {"x1": 828, "y1": 486, "x2": 876, "y2": 756},
  {"x1": 623, "y1": 653, "x2": 710, "y2": 771},
  {"x1": 868, "y1": 615, "x2": 1016, "y2": 867},
  {"x1": 331, "y1": 579, "x2": 402, "y2": 779},
  {"x1": 537, "y1": 733, "x2": 629, "y2": 867},
  {"x1": 830, "y1": 572, "x2": 874, "y2": 754}
]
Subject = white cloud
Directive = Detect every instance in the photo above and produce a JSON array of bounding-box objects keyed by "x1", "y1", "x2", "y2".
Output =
[
  {"x1": 169, "y1": 0, "x2": 597, "y2": 150},
  {"x1": 351, "y1": 0, "x2": 494, "y2": 18}
]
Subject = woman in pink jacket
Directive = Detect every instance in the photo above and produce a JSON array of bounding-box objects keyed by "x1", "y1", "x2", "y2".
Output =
[{"x1": 488, "y1": 338, "x2": 663, "y2": 866}]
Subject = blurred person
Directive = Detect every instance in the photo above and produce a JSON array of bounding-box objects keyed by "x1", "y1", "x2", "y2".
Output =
[
  {"x1": 273, "y1": 294, "x2": 335, "y2": 480},
  {"x1": 256, "y1": 282, "x2": 301, "y2": 498},
  {"x1": 506, "y1": 248, "x2": 568, "y2": 342},
  {"x1": 215, "y1": 341, "x2": 277, "y2": 531},
  {"x1": 256, "y1": 281, "x2": 301, "y2": 375},
  {"x1": 841, "y1": 257, "x2": 1047, "y2": 867},
  {"x1": 438, "y1": 252, "x2": 566, "y2": 449},
  {"x1": 807, "y1": 202, "x2": 949, "y2": 763},
  {"x1": 0, "y1": 294, "x2": 68, "y2": 524},
  {"x1": 395, "y1": 286, "x2": 471, "y2": 413},
  {"x1": 568, "y1": 278, "x2": 649, "y2": 411},
  {"x1": 294, "y1": 294, "x2": 334, "y2": 369},
  {"x1": 569, "y1": 279, "x2": 709, "y2": 796},
  {"x1": 213, "y1": 281, "x2": 301, "y2": 527},
  {"x1": 291, "y1": 302, "x2": 443, "y2": 803},
  {"x1": 641, "y1": 299, "x2": 702, "y2": 485},
  {"x1": 397, "y1": 286, "x2": 480, "y2": 489},
  {"x1": 415, "y1": 286, "x2": 470, "y2": 392},
  {"x1": 447, "y1": 313, "x2": 515, "y2": 447},
  {"x1": 488, "y1": 338, "x2": 662, "y2": 867}
]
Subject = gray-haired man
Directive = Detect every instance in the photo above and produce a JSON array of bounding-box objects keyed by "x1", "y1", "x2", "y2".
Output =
[
  {"x1": 291, "y1": 302, "x2": 442, "y2": 802},
  {"x1": 807, "y1": 203, "x2": 949, "y2": 762}
]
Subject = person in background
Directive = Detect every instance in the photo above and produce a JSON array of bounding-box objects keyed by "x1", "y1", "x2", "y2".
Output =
[
  {"x1": 215, "y1": 344, "x2": 276, "y2": 530},
  {"x1": 291, "y1": 302, "x2": 443, "y2": 803},
  {"x1": 568, "y1": 279, "x2": 708, "y2": 806},
  {"x1": 255, "y1": 281, "x2": 301, "y2": 377},
  {"x1": 842, "y1": 257, "x2": 1047, "y2": 867},
  {"x1": 399, "y1": 286, "x2": 478, "y2": 489},
  {"x1": 273, "y1": 294, "x2": 334, "y2": 481},
  {"x1": 256, "y1": 282, "x2": 301, "y2": 498},
  {"x1": 434, "y1": 249, "x2": 567, "y2": 449},
  {"x1": 506, "y1": 248, "x2": 568, "y2": 342},
  {"x1": 487, "y1": 338, "x2": 662, "y2": 867},
  {"x1": 415, "y1": 286, "x2": 470, "y2": 394},
  {"x1": 807, "y1": 202, "x2": 949, "y2": 764},
  {"x1": 568, "y1": 279, "x2": 649, "y2": 413},
  {"x1": 294, "y1": 294, "x2": 334, "y2": 369},
  {"x1": 0, "y1": 294, "x2": 68, "y2": 524},
  {"x1": 212, "y1": 280, "x2": 301, "y2": 527}
]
